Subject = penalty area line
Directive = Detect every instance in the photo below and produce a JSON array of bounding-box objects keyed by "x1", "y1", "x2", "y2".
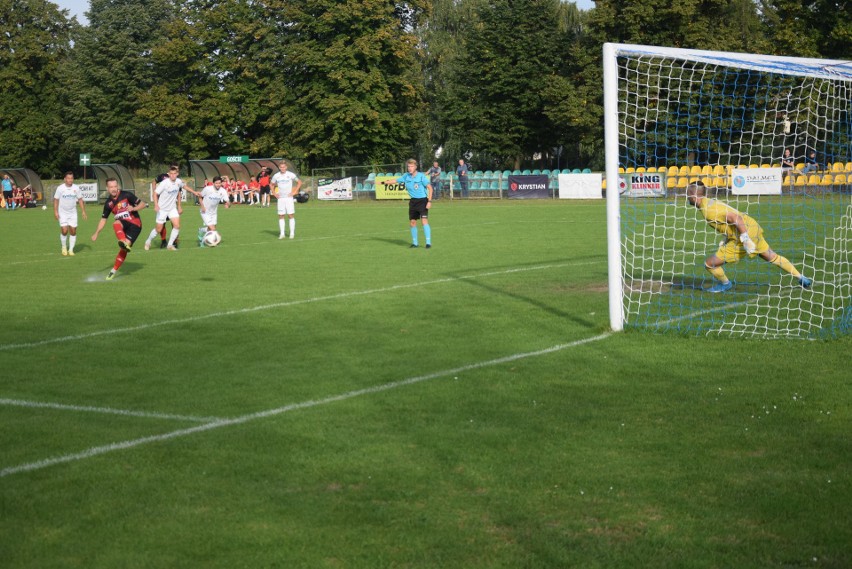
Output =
[
  {"x1": 0, "y1": 259, "x2": 604, "y2": 352},
  {"x1": 0, "y1": 332, "x2": 612, "y2": 478},
  {"x1": 0, "y1": 398, "x2": 225, "y2": 423}
]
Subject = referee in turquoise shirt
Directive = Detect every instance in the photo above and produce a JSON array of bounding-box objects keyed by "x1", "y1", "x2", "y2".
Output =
[{"x1": 397, "y1": 159, "x2": 433, "y2": 248}]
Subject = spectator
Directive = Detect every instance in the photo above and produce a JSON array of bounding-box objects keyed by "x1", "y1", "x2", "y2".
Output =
[
  {"x1": 802, "y1": 150, "x2": 822, "y2": 175},
  {"x1": 456, "y1": 159, "x2": 470, "y2": 198},
  {"x1": 258, "y1": 167, "x2": 272, "y2": 208},
  {"x1": 428, "y1": 161, "x2": 442, "y2": 199},
  {"x1": 2, "y1": 174, "x2": 12, "y2": 209},
  {"x1": 780, "y1": 148, "x2": 797, "y2": 182}
]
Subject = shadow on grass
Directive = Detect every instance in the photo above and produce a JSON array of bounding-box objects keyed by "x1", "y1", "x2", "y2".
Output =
[
  {"x1": 443, "y1": 255, "x2": 607, "y2": 330},
  {"x1": 370, "y1": 236, "x2": 411, "y2": 247}
]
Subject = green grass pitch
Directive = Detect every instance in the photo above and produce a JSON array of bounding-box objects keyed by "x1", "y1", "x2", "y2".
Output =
[{"x1": 1, "y1": 199, "x2": 849, "y2": 568}]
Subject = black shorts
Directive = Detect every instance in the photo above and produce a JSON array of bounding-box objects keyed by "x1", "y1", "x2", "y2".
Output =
[
  {"x1": 2, "y1": 190, "x2": 11, "y2": 200},
  {"x1": 260, "y1": 185, "x2": 271, "y2": 195},
  {"x1": 409, "y1": 198, "x2": 429, "y2": 221},
  {"x1": 121, "y1": 221, "x2": 143, "y2": 244}
]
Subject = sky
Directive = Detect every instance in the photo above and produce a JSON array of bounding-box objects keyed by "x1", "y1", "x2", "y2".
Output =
[{"x1": 54, "y1": 0, "x2": 595, "y2": 27}]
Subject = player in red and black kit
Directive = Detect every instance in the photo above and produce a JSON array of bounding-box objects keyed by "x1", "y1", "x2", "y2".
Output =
[{"x1": 91, "y1": 178, "x2": 147, "y2": 280}]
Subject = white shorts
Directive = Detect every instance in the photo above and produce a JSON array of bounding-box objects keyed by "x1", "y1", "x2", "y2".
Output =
[
  {"x1": 277, "y1": 196, "x2": 295, "y2": 215},
  {"x1": 155, "y1": 207, "x2": 181, "y2": 225},
  {"x1": 58, "y1": 211, "x2": 78, "y2": 228},
  {"x1": 201, "y1": 211, "x2": 218, "y2": 228}
]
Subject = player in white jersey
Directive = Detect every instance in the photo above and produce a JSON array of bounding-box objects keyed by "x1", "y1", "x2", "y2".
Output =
[
  {"x1": 185, "y1": 176, "x2": 229, "y2": 245},
  {"x1": 271, "y1": 161, "x2": 302, "y2": 239},
  {"x1": 143, "y1": 165, "x2": 185, "y2": 250},
  {"x1": 53, "y1": 171, "x2": 88, "y2": 256}
]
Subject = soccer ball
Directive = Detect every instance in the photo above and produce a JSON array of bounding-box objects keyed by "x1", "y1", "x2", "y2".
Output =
[
  {"x1": 203, "y1": 230, "x2": 222, "y2": 247},
  {"x1": 42, "y1": 205, "x2": 47, "y2": 210}
]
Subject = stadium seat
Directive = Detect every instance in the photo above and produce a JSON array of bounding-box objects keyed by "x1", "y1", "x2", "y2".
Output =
[
  {"x1": 666, "y1": 177, "x2": 677, "y2": 189},
  {"x1": 689, "y1": 165, "x2": 702, "y2": 175},
  {"x1": 532, "y1": 169, "x2": 541, "y2": 175},
  {"x1": 521, "y1": 169, "x2": 531, "y2": 175},
  {"x1": 807, "y1": 174, "x2": 820, "y2": 185},
  {"x1": 582, "y1": 168, "x2": 592, "y2": 174},
  {"x1": 366, "y1": 172, "x2": 376, "y2": 181},
  {"x1": 655, "y1": 166, "x2": 667, "y2": 173},
  {"x1": 500, "y1": 179, "x2": 509, "y2": 189},
  {"x1": 831, "y1": 162, "x2": 844, "y2": 172},
  {"x1": 713, "y1": 176, "x2": 728, "y2": 188},
  {"x1": 712, "y1": 165, "x2": 726, "y2": 176},
  {"x1": 572, "y1": 169, "x2": 582, "y2": 174},
  {"x1": 501, "y1": 170, "x2": 511, "y2": 178},
  {"x1": 625, "y1": 167, "x2": 635, "y2": 173},
  {"x1": 845, "y1": 162, "x2": 852, "y2": 172},
  {"x1": 794, "y1": 176, "x2": 806, "y2": 187},
  {"x1": 490, "y1": 181, "x2": 500, "y2": 190},
  {"x1": 748, "y1": 164, "x2": 759, "y2": 169},
  {"x1": 760, "y1": 164, "x2": 771, "y2": 168},
  {"x1": 470, "y1": 181, "x2": 481, "y2": 190},
  {"x1": 601, "y1": 178, "x2": 607, "y2": 190},
  {"x1": 636, "y1": 167, "x2": 646, "y2": 173},
  {"x1": 796, "y1": 163, "x2": 805, "y2": 170},
  {"x1": 701, "y1": 165, "x2": 712, "y2": 176},
  {"x1": 356, "y1": 182, "x2": 364, "y2": 191},
  {"x1": 542, "y1": 169, "x2": 551, "y2": 176},
  {"x1": 678, "y1": 166, "x2": 690, "y2": 175},
  {"x1": 618, "y1": 167, "x2": 625, "y2": 173},
  {"x1": 820, "y1": 174, "x2": 834, "y2": 186},
  {"x1": 667, "y1": 166, "x2": 679, "y2": 177},
  {"x1": 833, "y1": 174, "x2": 847, "y2": 184},
  {"x1": 483, "y1": 170, "x2": 493, "y2": 177},
  {"x1": 676, "y1": 177, "x2": 688, "y2": 188},
  {"x1": 512, "y1": 170, "x2": 521, "y2": 175}
]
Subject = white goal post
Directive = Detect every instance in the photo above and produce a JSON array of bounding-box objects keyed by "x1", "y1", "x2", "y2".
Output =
[{"x1": 603, "y1": 43, "x2": 852, "y2": 338}]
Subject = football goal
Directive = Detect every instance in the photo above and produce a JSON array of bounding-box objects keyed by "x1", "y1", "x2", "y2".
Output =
[{"x1": 603, "y1": 43, "x2": 852, "y2": 338}]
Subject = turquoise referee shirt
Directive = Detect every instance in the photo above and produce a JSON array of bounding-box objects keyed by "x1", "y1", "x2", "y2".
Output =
[{"x1": 396, "y1": 172, "x2": 430, "y2": 199}]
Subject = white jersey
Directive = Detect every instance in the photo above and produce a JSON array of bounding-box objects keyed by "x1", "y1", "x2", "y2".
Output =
[
  {"x1": 54, "y1": 183, "x2": 82, "y2": 213},
  {"x1": 201, "y1": 185, "x2": 229, "y2": 215},
  {"x1": 271, "y1": 171, "x2": 299, "y2": 195},
  {"x1": 155, "y1": 177, "x2": 185, "y2": 211}
]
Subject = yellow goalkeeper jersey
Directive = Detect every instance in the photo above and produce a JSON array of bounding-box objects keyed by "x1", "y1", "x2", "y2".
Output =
[{"x1": 698, "y1": 197, "x2": 761, "y2": 240}]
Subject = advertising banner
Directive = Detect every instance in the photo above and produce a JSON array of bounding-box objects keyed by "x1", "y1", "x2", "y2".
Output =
[
  {"x1": 317, "y1": 177, "x2": 354, "y2": 201},
  {"x1": 507, "y1": 175, "x2": 549, "y2": 199},
  {"x1": 730, "y1": 168, "x2": 783, "y2": 195},
  {"x1": 374, "y1": 176, "x2": 408, "y2": 200},
  {"x1": 558, "y1": 173, "x2": 603, "y2": 199},
  {"x1": 618, "y1": 172, "x2": 666, "y2": 198},
  {"x1": 78, "y1": 182, "x2": 99, "y2": 202}
]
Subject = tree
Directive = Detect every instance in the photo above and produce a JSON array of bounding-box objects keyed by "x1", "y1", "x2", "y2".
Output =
[
  {"x1": 257, "y1": 0, "x2": 429, "y2": 168},
  {"x1": 62, "y1": 0, "x2": 177, "y2": 169},
  {"x1": 436, "y1": 0, "x2": 569, "y2": 170},
  {"x1": 0, "y1": 0, "x2": 75, "y2": 175}
]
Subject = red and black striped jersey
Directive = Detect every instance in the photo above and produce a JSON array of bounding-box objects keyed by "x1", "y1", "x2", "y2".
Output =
[{"x1": 102, "y1": 191, "x2": 143, "y2": 226}]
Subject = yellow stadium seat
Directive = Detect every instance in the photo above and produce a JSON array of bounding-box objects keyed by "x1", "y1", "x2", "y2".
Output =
[
  {"x1": 601, "y1": 178, "x2": 607, "y2": 190},
  {"x1": 618, "y1": 167, "x2": 625, "y2": 173},
  {"x1": 713, "y1": 176, "x2": 728, "y2": 188},
  {"x1": 656, "y1": 166, "x2": 667, "y2": 173},
  {"x1": 846, "y1": 162, "x2": 852, "y2": 172},
  {"x1": 636, "y1": 167, "x2": 646, "y2": 173},
  {"x1": 831, "y1": 162, "x2": 844, "y2": 172},
  {"x1": 676, "y1": 177, "x2": 688, "y2": 188},
  {"x1": 667, "y1": 177, "x2": 677, "y2": 189},
  {"x1": 794, "y1": 175, "x2": 806, "y2": 186},
  {"x1": 678, "y1": 166, "x2": 690, "y2": 175},
  {"x1": 807, "y1": 174, "x2": 820, "y2": 185},
  {"x1": 796, "y1": 163, "x2": 805, "y2": 170},
  {"x1": 667, "y1": 166, "x2": 679, "y2": 177},
  {"x1": 625, "y1": 167, "x2": 635, "y2": 173},
  {"x1": 833, "y1": 174, "x2": 847, "y2": 184},
  {"x1": 820, "y1": 174, "x2": 834, "y2": 186},
  {"x1": 700, "y1": 165, "x2": 712, "y2": 175},
  {"x1": 712, "y1": 165, "x2": 726, "y2": 176},
  {"x1": 689, "y1": 165, "x2": 702, "y2": 175}
]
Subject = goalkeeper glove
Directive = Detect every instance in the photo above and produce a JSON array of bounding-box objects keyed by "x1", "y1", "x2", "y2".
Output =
[{"x1": 740, "y1": 233, "x2": 756, "y2": 255}]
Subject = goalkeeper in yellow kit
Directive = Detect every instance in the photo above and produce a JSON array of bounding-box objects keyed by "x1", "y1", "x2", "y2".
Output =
[{"x1": 686, "y1": 181, "x2": 812, "y2": 293}]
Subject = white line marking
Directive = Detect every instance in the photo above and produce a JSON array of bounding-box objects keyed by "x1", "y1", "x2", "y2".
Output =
[
  {"x1": 0, "y1": 333, "x2": 612, "y2": 477},
  {"x1": 0, "y1": 260, "x2": 604, "y2": 351},
  {"x1": 0, "y1": 398, "x2": 224, "y2": 423}
]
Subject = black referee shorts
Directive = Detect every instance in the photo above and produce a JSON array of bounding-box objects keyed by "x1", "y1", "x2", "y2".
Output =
[{"x1": 409, "y1": 197, "x2": 429, "y2": 221}]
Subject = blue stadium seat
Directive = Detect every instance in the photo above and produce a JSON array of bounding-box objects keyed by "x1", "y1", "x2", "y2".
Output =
[
  {"x1": 532, "y1": 169, "x2": 541, "y2": 175},
  {"x1": 512, "y1": 169, "x2": 522, "y2": 175},
  {"x1": 582, "y1": 168, "x2": 592, "y2": 174},
  {"x1": 572, "y1": 168, "x2": 581, "y2": 174},
  {"x1": 522, "y1": 169, "x2": 532, "y2": 175}
]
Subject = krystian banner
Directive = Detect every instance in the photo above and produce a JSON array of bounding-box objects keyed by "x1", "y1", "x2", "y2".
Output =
[{"x1": 508, "y1": 175, "x2": 549, "y2": 199}]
